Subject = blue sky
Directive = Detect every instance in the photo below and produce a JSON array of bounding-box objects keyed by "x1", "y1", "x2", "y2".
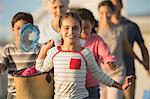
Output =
[
  {"x1": 127, "y1": 0, "x2": 150, "y2": 16},
  {"x1": 0, "y1": 0, "x2": 150, "y2": 42},
  {"x1": 0, "y1": 0, "x2": 42, "y2": 40},
  {"x1": 1, "y1": 0, "x2": 150, "y2": 27},
  {"x1": 0, "y1": 0, "x2": 41, "y2": 26}
]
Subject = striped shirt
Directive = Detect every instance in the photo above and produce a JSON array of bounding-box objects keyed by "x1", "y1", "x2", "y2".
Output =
[
  {"x1": 36, "y1": 46, "x2": 115, "y2": 99},
  {"x1": 98, "y1": 26, "x2": 126, "y2": 76},
  {"x1": 0, "y1": 42, "x2": 40, "y2": 98}
]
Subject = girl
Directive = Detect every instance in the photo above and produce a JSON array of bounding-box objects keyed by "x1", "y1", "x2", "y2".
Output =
[
  {"x1": 75, "y1": 8, "x2": 116, "y2": 98},
  {"x1": 36, "y1": 12, "x2": 133, "y2": 99}
]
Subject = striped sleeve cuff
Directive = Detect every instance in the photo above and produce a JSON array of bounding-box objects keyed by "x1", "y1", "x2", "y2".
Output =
[
  {"x1": 107, "y1": 79, "x2": 115, "y2": 87},
  {"x1": 36, "y1": 59, "x2": 44, "y2": 64},
  {"x1": 35, "y1": 59, "x2": 44, "y2": 72}
]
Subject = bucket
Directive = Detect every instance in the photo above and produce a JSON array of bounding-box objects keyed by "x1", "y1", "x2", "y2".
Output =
[{"x1": 13, "y1": 69, "x2": 54, "y2": 99}]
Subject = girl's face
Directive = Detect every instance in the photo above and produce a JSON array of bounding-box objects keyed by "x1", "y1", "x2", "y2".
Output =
[
  {"x1": 59, "y1": 17, "x2": 81, "y2": 45},
  {"x1": 49, "y1": 0, "x2": 68, "y2": 20},
  {"x1": 98, "y1": 5, "x2": 113, "y2": 23},
  {"x1": 11, "y1": 20, "x2": 27, "y2": 45},
  {"x1": 80, "y1": 20, "x2": 93, "y2": 40}
]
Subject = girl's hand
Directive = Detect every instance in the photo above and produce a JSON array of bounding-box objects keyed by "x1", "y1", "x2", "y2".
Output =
[
  {"x1": 122, "y1": 75, "x2": 135, "y2": 90},
  {"x1": 37, "y1": 40, "x2": 54, "y2": 59}
]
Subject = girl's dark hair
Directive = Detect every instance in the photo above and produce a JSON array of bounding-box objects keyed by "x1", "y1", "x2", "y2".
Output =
[
  {"x1": 75, "y1": 8, "x2": 98, "y2": 33},
  {"x1": 75, "y1": 8, "x2": 95, "y2": 24},
  {"x1": 58, "y1": 12, "x2": 82, "y2": 28},
  {"x1": 11, "y1": 12, "x2": 33, "y2": 27},
  {"x1": 98, "y1": 0, "x2": 115, "y2": 12},
  {"x1": 59, "y1": 12, "x2": 82, "y2": 44}
]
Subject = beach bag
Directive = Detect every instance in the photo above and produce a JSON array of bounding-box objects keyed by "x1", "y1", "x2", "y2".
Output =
[{"x1": 13, "y1": 68, "x2": 54, "y2": 99}]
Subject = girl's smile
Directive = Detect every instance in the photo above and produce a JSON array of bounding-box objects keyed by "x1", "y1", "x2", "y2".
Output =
[{"x1": 59, "y1": 16, "x2": 81, "y2": 45}]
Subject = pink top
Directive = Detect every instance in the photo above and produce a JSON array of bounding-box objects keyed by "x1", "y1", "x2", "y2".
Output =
[{"x1": 85, "y1": 33, "x2": 116, "y2": 88}]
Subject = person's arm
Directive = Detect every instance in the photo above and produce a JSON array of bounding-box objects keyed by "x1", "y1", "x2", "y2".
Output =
[
  {"x1": 36, "y1": 40, "x2": 54, "y2": 72},
  {"x1": 37, "y1": 40, "x2": 54, "y2": 59},
  {"x1": 139, "y1": 43, "x2": 149, "y2": 71},
  {"x1": 97, "y1": 36, "x2": 116, "y2": 71},
  {"x1": 0, "y1": 47, "x2": 8, "y2": 75},
  {"x1": 112, "y1": 75, "x2": 134, "y2": 90},
  {"x1": 134, "y1": 23, "x2": 149, "y2": 70},
  {"x1": 84, "y1": 49, "x2": 132, "y2": 90},
  {"x1": 124, "y1": 23, "x2": 149, "y2": 71},
  {"x1": 122, "y1": 34, "x2": 143, "y2": 64}
]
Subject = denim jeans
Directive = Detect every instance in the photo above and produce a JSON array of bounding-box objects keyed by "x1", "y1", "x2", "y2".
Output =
[{"x1": 87, "y1": 85, "x2": 100, "y2": 99}]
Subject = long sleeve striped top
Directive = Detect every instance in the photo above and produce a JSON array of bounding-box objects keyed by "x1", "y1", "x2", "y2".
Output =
[
  {"x1": 0, "y1": 42, "x2": 40, "y2": 98},
  {"x1": 36, "y1": 46, "x2": 115, "y2": 99}
]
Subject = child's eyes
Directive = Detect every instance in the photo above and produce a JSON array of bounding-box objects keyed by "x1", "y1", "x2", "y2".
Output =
[
  {"x1": 17, "y1": 27, "x2": 20, "y2": 30},
  {"x1": 53, "y1": 6, "x2": 57, "y2": 9},
  {"x1": 63, "y1": 26, "x2": 80, "y2": 31}
]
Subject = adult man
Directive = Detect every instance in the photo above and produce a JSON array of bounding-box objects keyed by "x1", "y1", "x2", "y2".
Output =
[
  {"x1": 111, "y1": 0, "x2": 149, "y2": 99},
  {"x1": 39, "y1": 0, "x2": 69, "y2": 45}
]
